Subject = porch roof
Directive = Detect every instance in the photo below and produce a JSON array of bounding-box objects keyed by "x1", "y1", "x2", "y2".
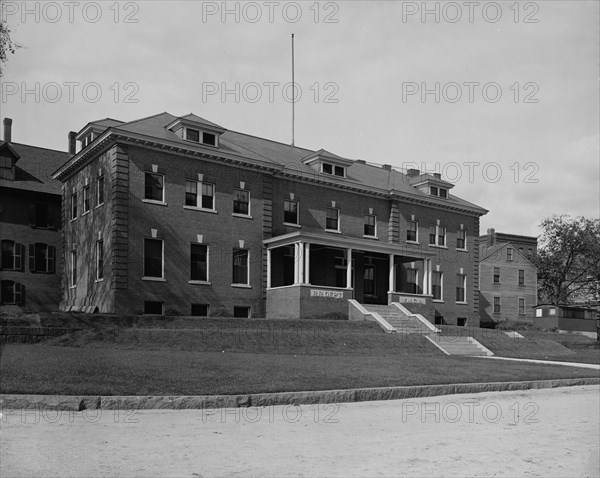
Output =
[{"x1": 264, "y1": 231, "x2": 437, "y2": 258}]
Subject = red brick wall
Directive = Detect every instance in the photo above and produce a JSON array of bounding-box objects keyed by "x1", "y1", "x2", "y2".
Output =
[{"x1": 0, "y1": 188, "x2": 62, "y2": 312}]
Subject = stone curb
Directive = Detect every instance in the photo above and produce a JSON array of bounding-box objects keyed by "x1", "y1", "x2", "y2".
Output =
[{"x1": 1, "y1": 377, "x2": 599, "y2": 411}]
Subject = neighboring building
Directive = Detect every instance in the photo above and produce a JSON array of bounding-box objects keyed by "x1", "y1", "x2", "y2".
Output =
[
  {"x1": 533, "y1": 303, "x2": 599, "y2": 334},
  {"x1": 0, "y1": 118, "x2": 70, "y2": 312},
  {"x1": 479, "y1": 228, "x2": 538, "y2": 324},
  {"x1": 52, "y1": 112, "x2": 488, "y2": 324}
]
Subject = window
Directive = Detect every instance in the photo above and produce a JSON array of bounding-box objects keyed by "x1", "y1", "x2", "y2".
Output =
[
  {"x1": 186, "y1": 128, "x2": 200, "y2": 142},
  {"x1": 493, "y1": 267, "x2": 500, "y2": 283},
  {"x1": 439, "y1": 189, "x2": 447, "y2": 198},
  {"x1": 144, "y1": 172, "x2": 164, "y2": 202},
  {"x1": 321, "y1": 163, "x2": 344, "y2": 177},
  {"x1": 406, "y1": 268, "x2": 418, "y2": 294},
  {"x1": 407, "y1": 220, "x2": 418, "y2": 242},
  {"x1": 203, "y1": 132, "x2": 217, "y2": 146},
  {"x1": 232, "y1": 249, "x2": 249, "y2": 285},
  {"x1": 429, "y1": 186, "x2": 448, "y2": 198},
  {"x1": 96, "y1": 240, "x2": 103, "y2": 280},
  {"x1": 144, "y1": 239, "x2": 164, "y2": 279},
  {"x1": 185, "y1": 180, "x2": 215, "y2": 210},
  {"x1": 456, "y1": 273, "x2": 466, "y2": 303},
  {"x1": 283, "y1": 200, "x2": 299, "y2": 225},
  {"x1": 0, "y1": 156, "x2": 14, "y2": 180},
  {"x1": 29, "y1": 243, "x2": 56, "y2": 273},
  {"x1": 430, "y1": 186, "x2": 438, "y2": 196},
  {"x1": 429, "y1": 224, "x2": 446, "y2": 246},
  {"x1": 0, "y1": 280, "x2": 25, "y2": 305},
  {"x1": 1, "y1": 240, "x2": 24, "y2": 271},
  {"x1": 493, "y1": 297, "x2": 501, "y2": 313},
  {"x1": 83, "y1": 185, "x2": 90, "y2": 213},
  {"x1": 456, "y1": 230, "x2": 466, "y2": 249},
  {"x1": 518, "y1": 298, "x2": 526, "y2": 315},
  {"x1": 191, "y1": 304, "x2": 209, "y2": 316},
  {"x1": 364, "y1": 214, "x2": 376, "y2": 237},
  {"x1": 97, "y1": 175, "x2": 105, "y2": 206},
  {"x1": 29, "y1": 203, "x2": 56, "y2": 229},
  {"x1": 507, "y1": 247, "x2": 513, "y2": 261},
  {"x1": 432, "y1": 271, "x2": 443, "y2": 301},
  {"x1": 457, "y1": 317, "x2": 467, "y2": 326},
  {"x1": 527, "y1": 248, "x2": 533, "y2": 259},
  {"x1": 233, "y1": 306, "x2": 250, "y2": 318},
  {"x1": 70, "y1": 251, "x2": 77, "y2": 287},
  {"x1": 326, "y1": 207, "x2": 340, "y2": 231},
  {"x1": 518, "y1": 269, "x2": 525, "y2": 286},
  {"x1": 144, "y1": 301, "x2": 164, "y2": 315},
  {"x1": 233, "y1": 189, "x2": 250, "y2": 216},
  {"x1": 71, "y1": 192, "x2": 78, "y2": 220},
  {"x1": 190, "y1": 244, "x2": 208, "y2": 282},
  {"x1": 364, "y1": 265, "x2": 375, "y2": 295}
]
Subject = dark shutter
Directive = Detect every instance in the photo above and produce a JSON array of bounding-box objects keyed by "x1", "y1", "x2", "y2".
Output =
[
  {"x1": 14, "y1": 243, "x2": 23, "y2": 271},
  {"x1": 29, "y1": 244, "x2": 36, "y2": 272},
  {"x1": 28, "y1": 204, "x2": 36, "y2": 226},
  {"x1": 48, "y1": 246, "x2": 56, "y2": 273},
  {"x1": 15, "y1": 283, "x2": 25, "y2": 305},
  {"x1": 48, "y1": 205, "x2": 56, "y2": 229}
]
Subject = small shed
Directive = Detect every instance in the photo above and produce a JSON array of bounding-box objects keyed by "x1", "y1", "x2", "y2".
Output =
[{"x1": 533, "y1": 304, "x2": 600, "y2": 333}]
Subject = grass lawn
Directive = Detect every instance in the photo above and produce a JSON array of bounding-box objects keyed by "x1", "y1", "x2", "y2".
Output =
[{"x1": 1, "y1": 344, "x2": 598, "y2": 396}]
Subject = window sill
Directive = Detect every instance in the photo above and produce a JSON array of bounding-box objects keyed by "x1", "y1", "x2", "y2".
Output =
[
  {"x1": 232, "y1": 213, "x2": 253, "y2": 219},
  {"x1": 325, "y1": 229, "x2": 341, "y2": 234},
  {"x1": 82, "y1": 210, "x2": 91, "y2": 217},
  {"x1": 69, "y1": 285, "x2": 76, "y2": 289},
  {"x1": 456, "y1": 248, "x2": 468, "y2": 252},
  {"x1": 70, "y1": 218, "x2": 77, "y2": 223},
  {"x1": 363, "y1": 235, "x2": 378, "y2": 240},
  {"x1": 428, "y1": 244, "x2": 448, "y2": 249},
  {"x1": 142, "y1": 276, "x2": 166, "y2": 282},
  {"x1": 143, "y1": 199, "x2": 168, "y2": 207},
  {"x1": 96, "y1": 203, "x2": 104, "y2": 209},
  {"x1": 406, "y1": 240, "x2": 419, "y2": 245},
  {"x1": 95, "y1": 278, "x2": 104, "y2": 283},
  {"x1": 183, "y1": 206, "x2": 217, "y2": 214},
  {"x1": 231, "y1": 283, "x2": 251, "y2": 289},
  {"x1": 455, "y1": 301, "x2": 468, "y2": 305},
  {"x1": 433, "y1": 299, "x2": 444, "y2": 303},
  {"x1": 189, "y1": 280, "x2": 211, "y2": 285},
  {"x1": 283, "y1": 222, "x2": 301, "y2": 228}
]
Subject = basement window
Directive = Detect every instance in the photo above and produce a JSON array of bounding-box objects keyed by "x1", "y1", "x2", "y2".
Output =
[
  {"x1": 457, "y1": 317, "x2": 467, "y2": 327},
  {"x1": 233, "y1": 306, "x2": 250, "y2": 318},
  {"x1": 191, "y1": 303, "x2": 209, "y2": 317},
  {"x1": 144, "y1": 301, "x2": 164, "y2": 315}
]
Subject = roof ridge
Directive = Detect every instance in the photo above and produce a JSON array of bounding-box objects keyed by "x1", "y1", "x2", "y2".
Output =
[
  {"x1": 5, "y1": 142, "x2": 70, "y2": 155},
  {"x1": 115, "y1": 111, "x2": 175, "y2": 129}
]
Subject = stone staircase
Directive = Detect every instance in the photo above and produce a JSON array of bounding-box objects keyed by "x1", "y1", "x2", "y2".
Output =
[
  {"x1": 427, "y1": 335, "x2": 493, "y2": 356},
  {"x1": 362, "y1": 304, "x2": 434, "y2": 334}
]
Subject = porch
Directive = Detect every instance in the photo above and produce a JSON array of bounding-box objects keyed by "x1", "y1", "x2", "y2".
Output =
[{"x1": 264, "y1": 232, "x2": 435, "y2": 320}]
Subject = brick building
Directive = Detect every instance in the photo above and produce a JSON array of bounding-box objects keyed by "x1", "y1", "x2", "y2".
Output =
[
  {"x1": 479, "y1": 229, "x2": 538, "y2": 324},
  {"x1": 0, "y1": 118, "x2": 69, "y2": 312},
  {"x1": 53, "y1": 112, "x2": 488, "y2": 325}
]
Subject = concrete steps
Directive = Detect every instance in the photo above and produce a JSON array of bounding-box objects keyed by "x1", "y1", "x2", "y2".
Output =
[
  {"x1": 362, "y1": 304, "x2": 432, "y2": 334},
  {"x1": 428, "y1": 336, "x2": 493, "y2": 356}
]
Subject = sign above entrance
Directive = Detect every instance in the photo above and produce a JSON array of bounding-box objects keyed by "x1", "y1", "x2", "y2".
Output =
[
  {"x1": 398, "y1": 296, "x2": 426, "y2": 304},
  {"x1": 310, "y1": 289, "x2": 344, "y2": 299}
]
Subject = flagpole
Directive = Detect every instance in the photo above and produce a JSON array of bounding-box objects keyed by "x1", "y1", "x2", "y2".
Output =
[{"x1": 291, "y1": 33, "x2": 295, "y2": 146}]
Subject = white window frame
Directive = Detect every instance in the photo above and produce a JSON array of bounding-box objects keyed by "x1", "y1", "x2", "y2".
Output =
[
  {"x1": 432, "y1": 270, "x2": 443, "y2": 302},
  {"x1": 233, "y1": 189, "x2": 251, "y2": 217},
  {"x1": 493, "y1": 296, "x2": 501, "y2": 314},
  {"x1": 82, "y1": 185, "x2": 91, "y2": 214},
  {"x1": 507, "y1": 247, "x2": 513, "y2": 261},
  {"x1": 70, "y1": 192, "x2": 78, "y2": 221},
  {"x1": 143, "y1": 238, "x2": 165, "y2": 281},
  {"x1": 518, "y1": 298, "x2": 526, "y2": 315},
  {"x1": 97, "y1": 175, "x2": 105, "y2": 207},
  {"x1": 143, "y1": 172, "x2": 166, "y2": 205},
  {"x1": 70, "y1": 250, "x2": 77, "y2": 288},
  {"x1": 232, "y1": 249, "x2": 250, "y2": 287},
  {"x1": 325, "y1": 207, "x2": 340, "y2": 232},
  {"x1": 1, "y1": 240, "x2": 23, "y2": 271},
  {"x1": 283, "y1": 199, "x2": 299, "y2": 226},
  {"x1": 456, "y1": 273, "x2": 467, "y2": 304},
  {"x1": 364, "y1": 214, "x2": 377, "y2": 238},
  {"x1": 96, "y1": 239, "x2": 104, "y2": 281},
  {"x1": 190, "y1": 243, "x2": 210, "y2": 284},
  {"x1": 429, "y1": 224, "x2": 447, "y2": 248},
  {"x1": 406, "y1": 220, "x2": 419, "y2": 243},
  {"x1": 456, "y1": 229, "x2": 467, "y2": 250},
  {"x1": 184, "y1": 180, "x2": 216, "y2": 213}
]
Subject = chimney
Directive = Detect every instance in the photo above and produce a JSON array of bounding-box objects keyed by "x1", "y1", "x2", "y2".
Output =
[
  {"x1": 382, "y1": 164, "x2": 392, "y2": 170},
  {"x1": 68, "y1": 131, "x2": 77, "y2": 155},
  {"x1": 433, "y1": 172, "x2": 441, "y2": 179},
  {"x1": 3, "y1": 118, "x2": 12, "y2": 143},
  {"x1": 407, "y1": 168, "x2": 420, "y2": 177},
  {"x1": 487, "y1": 228, "x2": 496, "y2": 246}
]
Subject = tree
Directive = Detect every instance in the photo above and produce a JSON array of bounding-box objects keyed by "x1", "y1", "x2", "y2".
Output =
[
  {"x1": 0, "y1": 20, "x2": 20, "y2": 77},
  {"x1": 536, "y1": 215, "x2": 600, "y2": 305}
]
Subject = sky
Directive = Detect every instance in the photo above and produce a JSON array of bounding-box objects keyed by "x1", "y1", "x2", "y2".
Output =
[{"x1": 1, "y1": 0, "x2": 598, "y2": 237}]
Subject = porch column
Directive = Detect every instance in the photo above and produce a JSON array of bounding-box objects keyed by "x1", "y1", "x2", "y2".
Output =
[
  {"x1": 427, "y1": 259, "x2": 433, "y2": 295},
  {"x1": 346, "y1": 248, "x2": 353, "y2": 289},
  {"x1": 388, "y1": 254, "x2": 395, "y2": 293},
  {"x1": 294, "y1": 242, "x2": 304, "y2": 285},
  {"x1": 304, "y1": 242, "x2": 310, "y2": 284},
  {"x1": 298, "y1": 241, "x2": 304, "y2": 285},
  {"x1": 422, "y1": 258, "x2": 428, "y2": 295},
  {"x1": 266, "y1": 247, "x2": 271, "y2": 288}
]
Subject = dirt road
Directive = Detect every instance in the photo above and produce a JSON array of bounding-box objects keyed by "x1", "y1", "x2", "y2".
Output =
[{"x1": 1, "y1": 385, "x2": 599, "y2": 477}]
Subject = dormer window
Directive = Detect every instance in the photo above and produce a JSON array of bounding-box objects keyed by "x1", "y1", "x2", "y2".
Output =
[
  {"x1": 440, "y1": 189, "x2": 447, "y2": 198},
  {"x1": 186, "y1": 128, "x2": 200, "y2": 142},
  {"x1": 429, "y1": 186, "x2": 448, "y2": 198},
  {"x1": 168, "y1": 115, "x2": 226, "y2": 148},
  {"x1": 203, "y1": 132, "x2": 216, "y2": 146},
  {"x1": 430, "y1": 186, "x2": 438, "y2": 196},
  {"x1": 0, "y1": 155, "x2": 15, "y2": 180},
  {"x1": 322, "y1": 163, "x2": 345, "y2": 177},
  {"x1": 184, "y1": 127, "x2": 218, "y2": 147}
]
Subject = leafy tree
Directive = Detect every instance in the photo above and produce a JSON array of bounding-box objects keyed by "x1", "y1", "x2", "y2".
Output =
[
  {"x1": 536, "y1": 215, "x2": 600, "y2": 304},
  {"x1": 0, "y1": 20, "x2": 20, "y2": 77}
]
